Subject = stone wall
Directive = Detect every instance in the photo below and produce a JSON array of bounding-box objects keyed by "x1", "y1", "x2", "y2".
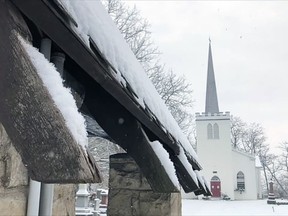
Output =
[
  {"x1": 53, "y1": 184, "x2": 76, "y2": 216},
  {"x1": 108, "y1": 154, "x2": 181, "y2": 216},
  {"x1": 0, "y1": 123, "x2": 29, "y2": 215},
  {"x1": 0, "y1": 123, "x2": 76, "y2": 216},
  {"x1": 89, "y1": 137, "x2": 124, "y2": 190}
]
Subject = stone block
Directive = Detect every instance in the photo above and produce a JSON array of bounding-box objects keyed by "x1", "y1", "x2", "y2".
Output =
[
  {"x1": 0, "y1": 123, "x2": 28, "y2": 216},
  {"x1": 109, "y1": 155, "x2": 151, "y2": 191},
  {"x1": 108, "y1": 189, "x2": 181, "y2": 216},
  {"x1": 108, "y1": 154, "x2": 181, "y2": 216},
  {"x1": 6, "y1": 145, "x2": 28, "y2": 188},
  {"x1": 0, "y1": 123, "x2": 28, "y2": 188},
  {"x1": 169, "y1": 192, "x2": 182, "y2": 216},
  {"x1": 53, "y1": 184, "x2": 76, "y2": 216},
  {"x1": 138, "y1": 192, "x2": 172, "y2": 216},
  {"x1": 0, "y1": 187, "x2": 27, "y2": 216},
  {"x1": 108, "y1": 189, "x2": 140, "y2": 216}
]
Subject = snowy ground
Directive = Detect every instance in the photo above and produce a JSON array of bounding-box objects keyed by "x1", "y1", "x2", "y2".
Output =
[{"x1": 182, "y1": 199, "x2": 288, "y2": 216}]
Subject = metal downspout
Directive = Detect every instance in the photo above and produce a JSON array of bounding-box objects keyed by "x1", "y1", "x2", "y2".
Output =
[
  {"x1": 26, "y1": 179, "x2": 41, "y2": 216},
  {"x1": 27, "y1": 38, "x2": 66, "y2": 216},
  {"x1": 39, "y1": 51, "x2": 66, "y2": 216},
  {"x1": 38, "y1": 38, "x2": 54, "y2": 216},
  {"x1": 26, "y1": 38, "x2": 54, "y2": 216}
]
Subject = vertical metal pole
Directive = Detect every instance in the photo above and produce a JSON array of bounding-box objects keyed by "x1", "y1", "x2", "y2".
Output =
[
  {"x1": 40, "y1": 38, "x2": 52, "y2": 61},
  {"x1": 51, "y1": 52, "x2": 66, "y2": 76},
  {"x1": 39, "y1": 184, "x2": 54, "y2": 216},
  {"x1": 26, "y1": 179, "x2": 41, "y2": 216},
  {"x1": 38, "y1": 38, "x2": 54, "y2": 216}
]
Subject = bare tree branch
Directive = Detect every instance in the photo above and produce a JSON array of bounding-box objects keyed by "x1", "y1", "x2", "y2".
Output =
[{"x1": 102, "y1": 0, "x2": 194, "y2": 138}]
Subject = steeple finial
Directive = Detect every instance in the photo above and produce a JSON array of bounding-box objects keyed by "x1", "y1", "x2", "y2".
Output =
[{"x1": 205, "y1": 40, "x2": 219, "y2": 114}]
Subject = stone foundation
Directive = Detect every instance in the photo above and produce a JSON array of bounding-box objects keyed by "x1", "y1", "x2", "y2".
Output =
[
  {"x1": 53, "y1": 184, "x2": 76, "y2": 216},
  {"x1": 108, "y1": 153, "x2": 181, "y2": 216},
  {"x1": 0, "y1": 124, "x2": 29, "y2": 215},
  {"x1": 0, "y1": 123, "x2": 76, "y2": 215}
]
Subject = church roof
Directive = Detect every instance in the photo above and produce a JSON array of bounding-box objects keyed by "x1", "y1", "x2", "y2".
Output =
[
  {"x1": 205, "y1": 41, "x2": 219, "y2": 114},
  {"x1": 232, "y1": 148, "x2": 255, "y2": 160},
  {"x1": 255, "y1": 156, "x2": 262, "y2": 168}
]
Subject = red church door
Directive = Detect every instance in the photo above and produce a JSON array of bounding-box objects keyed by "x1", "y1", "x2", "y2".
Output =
[{"x1": 210, "y1": 176, "x2": 221, "y2": 197}]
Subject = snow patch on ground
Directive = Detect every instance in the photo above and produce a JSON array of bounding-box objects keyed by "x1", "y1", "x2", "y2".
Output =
[
  {"x1": 19, "y1": 37, "x2": 88, "y2": 150},
  {"x1": 182, "y1": 199, "x2": 288, "y2": 216}
]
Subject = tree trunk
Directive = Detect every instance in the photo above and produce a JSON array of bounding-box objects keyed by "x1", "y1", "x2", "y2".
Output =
[
  {"x1": 266, "y1": 165, "x2": 288, "y2": 196},
  {"x1": 262, "y1": 164, "x2": 269, "y2": 194}
]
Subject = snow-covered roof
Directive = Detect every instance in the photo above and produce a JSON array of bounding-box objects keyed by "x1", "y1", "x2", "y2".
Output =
[
  {"x1": 232, "y1": 148, "x2": 256, "y2": 160},
  {"x1": 232, "y1": 149, "x2": 262, "y2": 168},
  {"x1": 20, "y1": 37, "x2": 88, "y2": 151},
  {"x1": 149, "y1": 140, "x2": 180, "y2": 189},
  {"x1": 10, "y1": 0, "x2": 208, "y2": 194},
  {"x1": 56, "y1": 0, "x2": 198, "y2": 162},
  {"x1": 255, "y1": 156, "x2": 262, "y2": 168},
  {"x1": 55, "y1": 0, "x2": 201, "y2": 191}
]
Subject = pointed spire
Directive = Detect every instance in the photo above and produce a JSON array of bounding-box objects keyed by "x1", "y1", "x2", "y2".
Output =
[{"x1": 205, "y1": 40, "x2": 219, "y2": 113}]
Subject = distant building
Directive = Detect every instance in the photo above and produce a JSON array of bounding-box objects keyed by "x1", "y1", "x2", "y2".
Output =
[{"x1": 195, "y1": 41, "x2": 262, "y2": 200}]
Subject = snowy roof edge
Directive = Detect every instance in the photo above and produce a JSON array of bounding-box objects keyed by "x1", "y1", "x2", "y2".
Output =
[
  {"x1": 9, "y1": 0, "x2": 210, "y2": 192},
  {"x1": 55, "y1": 0, "x2": 199, "y2": 162}
]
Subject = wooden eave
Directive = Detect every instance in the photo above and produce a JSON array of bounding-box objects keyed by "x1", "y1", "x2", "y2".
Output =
[
  {"x1": 0, "y1": 1, "x2": 102, "y2": 183},
  {"x1": 9, "y1": 0, "x2": 204, "y2": 193},
  {"x1": 11, "y1": 0, "x2": 183, "y2": 156}
]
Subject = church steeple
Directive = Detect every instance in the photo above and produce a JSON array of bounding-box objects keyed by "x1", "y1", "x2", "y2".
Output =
[{"x1": 205, "y1": 40, "x2": 219, "y2": 114}]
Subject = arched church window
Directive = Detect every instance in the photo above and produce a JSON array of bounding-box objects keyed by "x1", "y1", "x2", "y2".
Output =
[
  {"x1": 211, "y1": 176, "x2": 220, "y2": 182},
  {"x1": 237, "y1": 171, "x2": 245, "y2": 190},
  {"x1": 207, "y1": 123, "x2": 213, "y2": 139},
  {"x1": 207, "y1": 123, "x2": 220, "y2": 139},
  {"x1": 213, "y1": 123, "x2": 219, "y2": 139}
]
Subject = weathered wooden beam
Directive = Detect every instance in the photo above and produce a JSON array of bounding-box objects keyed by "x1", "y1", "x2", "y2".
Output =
[
  {"x1": 0, "y1": 0, "x2": 101, "y2": 183},
  {"x1": 11, "y1": 0, "x2": 180, "y2": 155},
  {"x1": 84, "y1": 82, "x2": 178, "y2": 193},
  {"x1": 171, "y1": 155, "x2": 200, "y2": 193},
  {"x1": 194, "y1": 179, "x2": 207, "y2": 196},
  {"x1": 7, "y1": 0, "x2": 204, "y2": 194}
]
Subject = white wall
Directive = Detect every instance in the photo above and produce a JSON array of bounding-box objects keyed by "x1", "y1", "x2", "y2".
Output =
[
  {"x1": 255, "y1": 167, "x2": 263, "y2": 199},
  {"x1": 232, "y1": 150, "x2": 258, "y2": 200},
  {"x1": 196, "y1": 113, "x2": 235, "y2": 200}
]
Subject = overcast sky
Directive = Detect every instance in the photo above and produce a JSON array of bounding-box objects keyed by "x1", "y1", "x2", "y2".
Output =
[{"x1": 125, "y1": 1, "x2": 288, "y2": 151}]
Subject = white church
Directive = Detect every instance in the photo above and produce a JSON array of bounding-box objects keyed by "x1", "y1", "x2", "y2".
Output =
[{"x1": 194, "y1": 42, "x2": 262, "y2": 200}]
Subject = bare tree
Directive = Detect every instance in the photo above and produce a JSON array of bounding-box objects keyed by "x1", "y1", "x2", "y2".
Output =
[
  {"x1": 259, "y1": 141, "x2": 288, "y2": 197},
  {"x1": 275, "y1": 142, "x2": 288, "y2": 196},
  {"x1": 278, "y1": 142, "x2": 288, "y2": 174},
  {"x1": 231, "y1": 116, "x2": 267, "y2": 155},
  {"x1": 102, "y1": 0, "x2": 194, "y2": 136},
  {"x1": 231, "y1": 116, "x2": 246, "y2": 149},
  {"x1": 149, "y1": 69, "x2": 194, "y2": 133},
  {"x1": 259, "y1": 146, "x2": 273, "y2": 193},
  {"x1": 231, "y1": 116, "x2": 272, "y2": 192},
  {"x1": 243, "y1": 123, "x2": 266, "y2": 155},
  {"x1": 102, "y1": 0, "x2": 159, "y2": 71},
  {"x1": 262, "y1": 151, "x2": 288, "y2": 197}
]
